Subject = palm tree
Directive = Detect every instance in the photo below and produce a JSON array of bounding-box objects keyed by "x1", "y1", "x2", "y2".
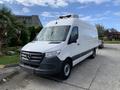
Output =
[{"x1": 96, "y1": 24, "x2": 106, "y2": 40}]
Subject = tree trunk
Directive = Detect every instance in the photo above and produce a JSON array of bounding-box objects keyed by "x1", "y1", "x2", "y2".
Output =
[{"x1": 0, "y1": 41, "x2": 2, "y2": 56}]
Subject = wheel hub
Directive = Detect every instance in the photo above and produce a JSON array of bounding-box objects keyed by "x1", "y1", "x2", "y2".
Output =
[{"x1": 64, "y1": 64, "x2": 70, "y2": 76}]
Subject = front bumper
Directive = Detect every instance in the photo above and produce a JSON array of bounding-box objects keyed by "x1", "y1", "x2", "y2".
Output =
[{"x1": 19, "y1": 56, "x2": 63, "y2": 75}]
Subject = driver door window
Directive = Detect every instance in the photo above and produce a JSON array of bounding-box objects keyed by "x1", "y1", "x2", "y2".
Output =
[{"x1": 69, "y1": 26, "x2": 79, "y2": 44}]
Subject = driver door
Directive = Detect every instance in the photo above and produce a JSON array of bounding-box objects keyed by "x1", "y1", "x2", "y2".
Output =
[{"x1": 67, "y1": 26, "x2": 80, "y2": 60}]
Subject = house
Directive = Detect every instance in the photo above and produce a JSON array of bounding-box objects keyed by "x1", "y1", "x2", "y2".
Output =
[
  {"x1": 15, "y1": 15, "x2": 42, "y2": 27},
  {"x1": 108, "y1": 32, "x2": 120, "y2": 40}
]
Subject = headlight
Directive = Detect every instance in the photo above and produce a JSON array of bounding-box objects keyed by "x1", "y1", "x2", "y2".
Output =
[{"x1": 45, "y1": 50, "x2": 61, "y2": 57}]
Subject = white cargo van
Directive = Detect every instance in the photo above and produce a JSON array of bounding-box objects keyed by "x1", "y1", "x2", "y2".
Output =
[{"x1": 20, "y1": 15, "x2": 100, "y2": 79}]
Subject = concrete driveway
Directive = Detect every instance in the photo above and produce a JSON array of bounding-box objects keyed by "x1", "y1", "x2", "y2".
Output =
[{"x1": 0, "y1": 44, "x2": 120, "y2": 90}]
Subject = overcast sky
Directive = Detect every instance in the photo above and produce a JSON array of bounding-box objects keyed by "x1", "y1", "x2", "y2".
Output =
[{"x1": 0, "y1": 0, "x2": 120, "y2": 31}]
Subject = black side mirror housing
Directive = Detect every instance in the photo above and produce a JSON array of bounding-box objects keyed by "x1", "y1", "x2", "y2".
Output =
[{"x1": 68, "y1": 35, "x2": 78, "y2": 44}]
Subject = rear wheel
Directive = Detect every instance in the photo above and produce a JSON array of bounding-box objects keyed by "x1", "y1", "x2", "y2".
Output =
[
  {"x1": 90, "y1": 49, "x2": 96, "y2": 59},
  {"x1": 98, "y1": 44, "x2": 104, "y2": 49},
  {"x1": 60, "y1": 61, "x2": 72, "y2": 80}
]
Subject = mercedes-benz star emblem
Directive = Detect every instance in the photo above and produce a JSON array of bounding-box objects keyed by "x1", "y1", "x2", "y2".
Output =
[{"x1": 27, "y1": 53, "x2": 31, "y2": 60}]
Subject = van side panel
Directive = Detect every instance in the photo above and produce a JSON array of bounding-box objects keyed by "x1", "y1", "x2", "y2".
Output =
[
  {"x1": 71, "y1": 19, "x2": 99, "y2": 65},
  {"x1": 78, "y1": 23, "x2": 99, "y2": 52}
]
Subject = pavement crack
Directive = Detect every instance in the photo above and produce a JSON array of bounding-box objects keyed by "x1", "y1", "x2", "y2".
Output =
[
  {"x1": 61, "y1": 81, "x2": 88, "y2": 90},
  {"x1": 87, "y1": 64, "x2": 102, "y2": 90},
  {"x1": 44, "y1": 76, "x2": 87, "y2": 90}
]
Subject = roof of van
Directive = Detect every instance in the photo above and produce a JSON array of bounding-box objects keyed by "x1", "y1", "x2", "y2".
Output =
[{"x1": 45, "y1": 17, "x2": 94, "y2": 28}]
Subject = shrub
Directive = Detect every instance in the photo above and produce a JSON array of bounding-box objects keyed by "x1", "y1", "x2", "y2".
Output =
[
  {"x1": 20, "y1": 30, "x2": 28, "y2": 46},
  {"x1": 29, "y1": 26, "x2": 42, "y2": 42}
]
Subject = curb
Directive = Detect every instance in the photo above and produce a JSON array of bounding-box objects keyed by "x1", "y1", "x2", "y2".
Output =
[
  {"x1": 0, "y1": 67, "x2": 20, "y2": 83},
  {"x1": 4, "y1": 64, "x2": 19, "y2": 68},
  {"x1": 0, "y1": 64, "x2": 19, "y2": 69},
  {"x1": 0, "y1": 65, "x2": 5, "y2": 69}
]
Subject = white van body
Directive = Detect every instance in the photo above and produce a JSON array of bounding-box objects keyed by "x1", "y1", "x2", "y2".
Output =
[{"x1": 20, "y1": 15, "x2": 100, "y2": 79}]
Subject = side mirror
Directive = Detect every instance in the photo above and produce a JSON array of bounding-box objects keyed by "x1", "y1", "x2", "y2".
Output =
[{"x1": 68, "y1": 35, "x2": 78, "y2": 44}]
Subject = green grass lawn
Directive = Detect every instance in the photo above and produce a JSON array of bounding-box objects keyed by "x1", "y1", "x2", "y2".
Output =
[
  {"x1": 0, "y1": 54, "x2": 19, "y2": 65},
  {"x1": 104, "y1": 40, "x2": 120, "y2": 44}
]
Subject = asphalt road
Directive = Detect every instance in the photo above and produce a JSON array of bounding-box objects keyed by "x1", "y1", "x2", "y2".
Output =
[{"x1": 0, "y1": 44, "x2": 120, "y2": 90}]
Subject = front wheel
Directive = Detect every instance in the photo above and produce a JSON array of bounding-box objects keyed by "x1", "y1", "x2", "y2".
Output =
[{"x1": 60, "y1": 61, "x2": 72, "y2": 80}]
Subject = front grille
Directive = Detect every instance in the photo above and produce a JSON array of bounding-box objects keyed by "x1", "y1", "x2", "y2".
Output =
[{"x1": 21, "y1": 51, "x2": 45, "y2": 62}]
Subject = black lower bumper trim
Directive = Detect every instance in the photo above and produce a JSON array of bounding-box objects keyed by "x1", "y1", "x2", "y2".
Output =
[{"x1": 20, "y1": 56, "x2": 63, "y2": 75}]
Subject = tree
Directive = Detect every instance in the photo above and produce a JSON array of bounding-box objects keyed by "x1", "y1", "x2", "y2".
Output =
[
  {"x1": 0, "y1": 5, "x2": 28, "y2": 54},
  {"x1": 29, "y1": 26, "x2": 42, "y2": 42},
  {"x1": 0, "y1": 5, "x2": 16, "y2": 55},
  {"x1": 7, "y1": 22, "x2": 28, "y2": 46},
  {"x1": 109, "y1": 28, "x2": 118, "y2": 33},
  {"x1": 96, "y1": 24, "x2": 106, "y2": 40}
]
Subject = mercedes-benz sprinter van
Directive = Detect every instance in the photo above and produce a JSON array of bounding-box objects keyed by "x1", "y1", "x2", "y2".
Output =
[{"x1": 20, "y1": 15, "x2": 100, "y2": 79}]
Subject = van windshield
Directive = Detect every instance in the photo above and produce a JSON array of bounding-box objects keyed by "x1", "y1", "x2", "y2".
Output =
[{"x1": 36, "y1": 25, "x2": 70, "y2": 42}]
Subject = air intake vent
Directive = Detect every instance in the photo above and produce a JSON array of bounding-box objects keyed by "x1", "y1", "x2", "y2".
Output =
[{"x1": 59, "y1": 14, "x2": 79, "y2": 19}]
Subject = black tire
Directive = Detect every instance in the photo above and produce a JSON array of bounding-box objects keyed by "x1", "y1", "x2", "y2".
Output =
[
  {"x1": 98, "y1": 45, "x2": 104, "y2": 49},
  {"x1": 89, "y1": 49, "x2": 96, "y2": 59},
  {"x1": 60, "y1": 61, "x2": 72, "y2": 80}
]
